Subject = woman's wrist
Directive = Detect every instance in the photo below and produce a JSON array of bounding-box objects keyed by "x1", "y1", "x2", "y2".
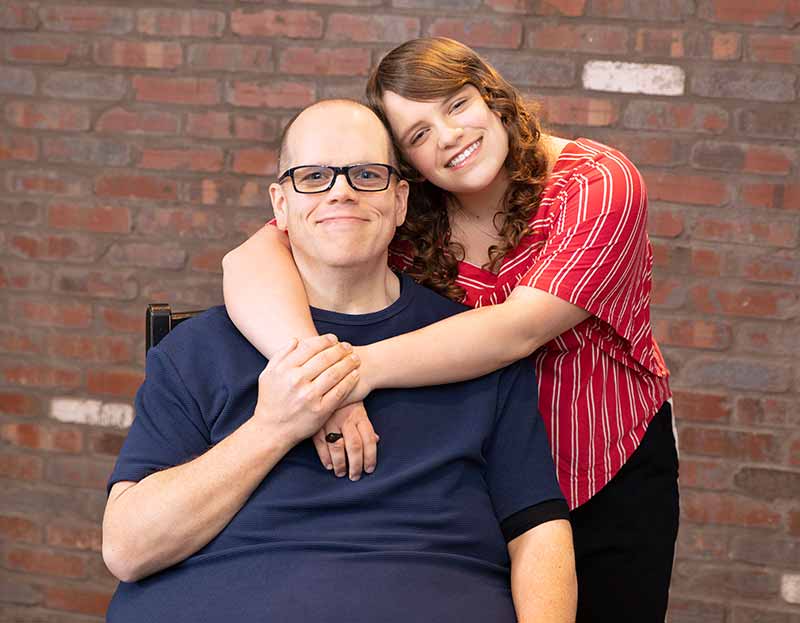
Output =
[{"x1": 353, "y1": 344, "x2": 381, "y2": 396}]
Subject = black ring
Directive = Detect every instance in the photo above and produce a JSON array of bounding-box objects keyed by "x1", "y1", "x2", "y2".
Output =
[{"x1": 325, "y1": 432, "x2": 344, "y2": 443}]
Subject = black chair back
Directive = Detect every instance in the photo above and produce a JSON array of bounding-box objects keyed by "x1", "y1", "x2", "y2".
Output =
[{"x1": 145, "y1": 304, "x2": 204, "y2": 354}]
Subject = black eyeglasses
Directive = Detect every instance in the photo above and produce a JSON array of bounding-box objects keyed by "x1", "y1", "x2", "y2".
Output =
[{"x1": 278, "y1": 163, "x2": 402, "y2": 194}]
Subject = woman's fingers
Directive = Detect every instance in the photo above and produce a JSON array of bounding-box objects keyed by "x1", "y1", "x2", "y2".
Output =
[
  {"x1": 312, "y1": 430, "x2": 333, "y2": 471},
  {"x1": 356, "y1": 418, "x2": 378, "y2": 475},
  {"x1": 342, "y1": 419, "x2": 363, "y2": 481}
]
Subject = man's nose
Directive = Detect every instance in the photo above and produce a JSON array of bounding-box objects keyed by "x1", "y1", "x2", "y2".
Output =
[{"x1": 326, "y1": 171, "x2": 358, "y2": 202}]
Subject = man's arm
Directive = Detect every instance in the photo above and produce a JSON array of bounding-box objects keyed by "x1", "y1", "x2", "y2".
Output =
[
  {"x1": 508, "y1": 519, "x2": 577, "y2": 623},
  {"x1": 102, "y1": 335, "x2": 360, "y2": 583}
]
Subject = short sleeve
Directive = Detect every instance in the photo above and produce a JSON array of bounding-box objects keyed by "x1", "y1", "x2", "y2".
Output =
[
  {"x1": 483, "y1": 359, "x2": 566, "y2": 532},
  {"x1": 519, "y1": 150, "x2": 650, "y2": 344},
  {"x1": 106, "y1": 348, "x2": 211, "y2": 495}
]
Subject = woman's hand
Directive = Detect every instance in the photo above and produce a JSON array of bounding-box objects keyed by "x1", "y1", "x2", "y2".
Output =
[{"x1": 312, "y1": 402, "x2": 379, "y2": 481}]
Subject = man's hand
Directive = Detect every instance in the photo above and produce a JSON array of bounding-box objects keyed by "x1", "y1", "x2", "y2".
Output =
[
  {"x1": 312, "y1": 402, "x2": 378, "y2": 481},
  {"x1": 254, "y1": 334, "x2": 361, "y2": 445}
]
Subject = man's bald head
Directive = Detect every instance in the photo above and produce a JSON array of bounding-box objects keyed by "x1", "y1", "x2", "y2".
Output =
[{"x1": 277, "y1": 99, "x2": 395, "y2": 174}]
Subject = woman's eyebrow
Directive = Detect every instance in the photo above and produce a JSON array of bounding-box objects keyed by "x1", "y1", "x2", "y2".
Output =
[{"x1": 399, "y1": 90, "x2": 469, "y2": 143}]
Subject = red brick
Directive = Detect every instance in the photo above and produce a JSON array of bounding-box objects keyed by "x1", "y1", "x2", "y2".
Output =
[
  {"x1": 0, "y1": 423, "x2": 83, "y2": 453},
  {"x1": 7, "y1": 169, "x2": 88, "y2": 197},
  {"x1": 15, "y1": 300, "x2": 92, "y2": 329},
  {"x1": 671, "y1": 390, "x2": 731, "y2": 422},
  {"x1": 0, "y1": 66, "x2": 35, "y2": 95},
  {"x1": 0, "y1": 515, "x2": 40, "y2": 543},
  {"x1": 691, "y1": 245, "x2": 726, "y2": 275},
  {"x1": 0, "y1": 327, "x2": 41, "y2": 355},
  {"x1": 648, "y1": 207, "x2": 684, "y2": 237},
  {"x1": 0, "y1": 3, "x2": 39, "y2": 30},
  {"x1": 736, "y1": 396, "x2": 799, "y2": 428},
  {"x1": 651, "y1": 318, "x2": 731, "y2": 349},
  {"x1": 95, "y1": 174, "x2": 178, "y2": 201},
  {"x1": 137, "y1": 9, "x2": 225, "y2": 37},
  {"x1": 46, "y1": 456, "x2": 115, "y2": 490},
  {"x1": 0, "y1": 133, "x2": 37, "y2": 162},
  {"x1": 682, "y1": 490, "x2": 781, "y2": 528},
  {"x1": 710, "y1": 31, "x2": 742, "y2": 60},
  {"x1": 4, "y1": 34, "x2": 87, "y2": 64},
  {"x1": 328, "y1": 14, "x2": 420, "y2": 42},
  {"x1": 646, "y1": 172, "x2": 729, "y2": 206},
  {"x1": 681, "y1": 356, "x2": 792, "y2": 392},
  {"x1": 133, "y1": 75, "x2": 219, "y2": 105},
  {"x1": 42, "y1": 71, "x2": 127, "y2": 101},
  {"x1": 0, "y1": 391, "x2": 39, "y2": 417},
  {"x1": 693, "y1": 214, "x2": 797, "y2": 247},
  {"x1": 234, "y1": 115, "x2": 278, "y2": 141},
  {"x1": 186, "y1": 178, "x2": 241, "y2": 206},
  {"x1": 790, "y1": 509, "x2": 800, "y2": 537},
  {"x1": 0, "y1": 452, "x2": 44, "y2": 481},
  {"x1": 0, "y1": 263, "x2": 49, "y2": 293},
  {"x1": 679, "y1": 426, "x2": 780, "y2": 462},
  {"x1": 93, "y1": 39, "x2": 182, "y2": 69},
  {"x1": 100, "y1": 307, "x2": 141, "y2": 334},
  {"x1": 692, "y1": 141, "x2": 793, "y2": 175},
  {"x1": 742, "y1": 146, "x2": 794, "y2": 175},
  {"x1": 96, "y1": 107, "x2": 179, "y2": 136},
  {"x1": 108, "y1": 242, "x2": 187, "y2": 269},
  {"x1": 231, "y1": 148, "x2": 278, "y2": 176},
  {"x1": 623, "y1": 101, "x2": 729, "y2": 133},
  {"x1": 228, "y1": 80, "x2": 315, "y2": 109},
  {"x1": 46, "y1": 520, "x2": 102, "y2": 552},
  {"x1": 140, "y1": 147, "x2": 224, "y2": 173},
  {"x1": 635, "y1": 28, "x2": 685, "y2": 58},
  {"x1": 9, "y1": 233, "x2": 96, "y2": 262},
  {"x1": 54, "y1": 268, "x2": 138, "y2": 301},
  {"x1": 540, "y1": 96, "x2": 619, "y2": 126},
  {"x1": 6, "y1": 101, "x2": 90, "y2": 131},
  {"x1": 279, "y1": 47, "x2": 371, "y2": 76},
  {"x1": 43, "y1": 136, "x2": 130, "y2": 167},
  {"x1": 605, "y1": 133, "x2": 689, "y2": 167},
  {"x1": 734, "y1": 467, "x2": 800, "y2": 500},
  {"x1": 44, "y1": 586, "x2": 113, "y2": 616},
  {"x1": 679, "y1": 458, "x2": 734, "y2": 490},
  {"x1": 672, "y1": 561, "x2": 779, "y2": 601},
  {"x1": 691, "y1": 66, "x2": 795, "y2": 103},
  {"x1": 40, "y1": 6, "x2": 133, "y2": 34},
  {"x1": 650, "y1": 277, "x2": 687, "y2": 309},
  {"x1": 429, "y1": 18, "x2": 523, "y2": 49},
  {"x1": 87, "y1": 369, "x2": 143, "y2": 398},
  {"x1": 48, "y1": 203, "x2": 131, "y2": 234},
  {"x1": 231, "y1": 9, "x2": 323, "y2": 38},
  {"x1": 188, "y1": 43, "x2": 272, "y2": 72},
  {"x1": 190, "y1": 247, "x2": 228, "y2": 273},
  {"x1": 47, "y1": 335, "x2": 133, "y2": 364},
  {"x1": 88, "y1": 430, "x2": 127, "y2": 456},
  {"x1": 749, "y1": 34, "x2": 800, "y2": 64},
  {"x1": 6, "y1": 546, "x2": 85, "y2": 578},
  {"x1": 529, "y1": 24, "x2": 627, "y2": 53},
  {"x1": 136, "y1": 206, "x2": 227, "y2": 238},
  {"x1": 691, "y1": 283, "x2": 797, "y2": 319},
  {"x1": 742, "y1": 254, "x2": 800, "y2": 285},
  {"x1": 535, "y1": 0, "x2": 588, "y2": 15},
  {"x1": 702, "y1": 0, "x2": 800, "y2": 27},
  {"x1": 676, "y1": 525, "x2": 730, "y2": 561}
]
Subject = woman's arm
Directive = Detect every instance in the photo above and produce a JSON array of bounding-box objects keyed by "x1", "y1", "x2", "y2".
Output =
[
  {"x1": 357, "y1": 285, "x2": 590, "y2": 393},
  {"x1": 222, "y1": 223, "x2": 317, "y2": 358}
]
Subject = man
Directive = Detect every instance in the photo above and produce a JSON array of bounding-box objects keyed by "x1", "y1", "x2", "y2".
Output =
[{"x1": 102, "y1": 100, "x2": 576, "y2": 623}]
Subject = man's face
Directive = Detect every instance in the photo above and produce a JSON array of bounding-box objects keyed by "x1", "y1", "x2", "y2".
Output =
[{"x1": 269, "y1": 104, "x2": 409, "y2": 271}]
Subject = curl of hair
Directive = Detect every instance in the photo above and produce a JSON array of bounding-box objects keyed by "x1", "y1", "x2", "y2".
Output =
[{"x1": 367, "y1": 37, "x2": 550, "y2": 303}]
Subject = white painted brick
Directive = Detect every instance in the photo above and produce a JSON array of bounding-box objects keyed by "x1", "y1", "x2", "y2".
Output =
[
  {"x1": 782, "y1": 574, "x2": 800, "y2": 604},
  {"x1": 582, "y1": 61, "x2": 685, "y2": 96},
  {"x1": 50, "y1": 397, "x2": 134, "y2": 429}
]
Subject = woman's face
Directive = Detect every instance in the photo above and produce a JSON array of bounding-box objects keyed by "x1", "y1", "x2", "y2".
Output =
[{"x1": 381, "y1": 85, "x2": 509, "y2": 197}]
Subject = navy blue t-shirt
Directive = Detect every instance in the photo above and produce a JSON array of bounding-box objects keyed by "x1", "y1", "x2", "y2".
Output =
[{"x1": 107, "y1": 273, "x2": 566, "y2": 623}]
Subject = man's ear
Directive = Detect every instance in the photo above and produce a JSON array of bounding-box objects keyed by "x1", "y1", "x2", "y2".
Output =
[
  {"x1": 268, "y1": 183, "x2": 289, "y2": 231},
  {"x1": 393, "y1": 179, "x2": 409, "y2": 227}
]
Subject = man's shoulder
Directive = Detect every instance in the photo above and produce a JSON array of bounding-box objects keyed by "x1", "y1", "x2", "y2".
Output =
[{"x1": 402, "y1": 275, "x2": 470, "y2": 324}]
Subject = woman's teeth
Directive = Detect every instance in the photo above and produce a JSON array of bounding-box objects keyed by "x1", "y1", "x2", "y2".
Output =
[{"x1": 447, "y1": 139, "x2": 481, "y2": 167}]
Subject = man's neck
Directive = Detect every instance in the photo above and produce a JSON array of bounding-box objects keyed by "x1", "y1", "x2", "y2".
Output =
[{"x1": 295, "y1": 255, "x2": 401, "y2": 315}]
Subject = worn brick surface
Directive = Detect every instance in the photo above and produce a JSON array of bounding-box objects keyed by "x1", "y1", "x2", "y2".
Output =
[{"x1": 0, "y1": 2, "x2": 797, "y2": 621}]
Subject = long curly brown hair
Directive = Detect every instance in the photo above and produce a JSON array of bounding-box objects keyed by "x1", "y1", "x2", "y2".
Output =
[{"x1": 366, "y1": 37, "x2": 550, "y2": 302}]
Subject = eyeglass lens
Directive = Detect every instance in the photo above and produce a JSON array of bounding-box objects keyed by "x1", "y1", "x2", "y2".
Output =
[{"x1": 293, "y1": 165, "x2": 390, "y2": 192}]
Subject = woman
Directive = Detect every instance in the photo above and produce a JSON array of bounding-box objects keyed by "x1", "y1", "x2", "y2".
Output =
[{"x1": 222, "y1": 38, "x2": 678, "y2": 622}]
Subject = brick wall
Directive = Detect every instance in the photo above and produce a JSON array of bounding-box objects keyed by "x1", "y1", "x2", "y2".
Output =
[{"x1": 0, "y1": 1, "x2": 798, "y2": 621}]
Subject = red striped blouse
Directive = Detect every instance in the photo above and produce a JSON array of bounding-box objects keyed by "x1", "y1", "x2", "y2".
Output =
[{"x1": 390, "y1": 138, "x2": 671, "y2": 509}]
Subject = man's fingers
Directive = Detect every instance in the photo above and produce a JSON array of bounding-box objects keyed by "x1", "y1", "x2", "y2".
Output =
[
  {"x1": 342, "y1": 420, "x2": 363, "y2": 481},
  {"x1": 266, "y1": 338, "x2": 298, "y2": 367},
  {"x1": 312, "y1": 354, "x2": 360, "y2": 401},
  {"x1": 325, "y1": 431, "x2": 347, "y2": 478},
  {"x1": 281, "y1": 334, "x2": 338, "y2": 369},
  {"x1": 355, "y1": 418, "x2": 378, "y2": 475},
  {"x1": 312, "y1": 430, "x2": 333, "y2": 471}
]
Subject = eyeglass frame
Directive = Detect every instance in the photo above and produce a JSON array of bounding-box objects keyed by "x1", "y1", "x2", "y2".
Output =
[{"x1": 277, "y1": 163, "x2": 403, "y2": 194}]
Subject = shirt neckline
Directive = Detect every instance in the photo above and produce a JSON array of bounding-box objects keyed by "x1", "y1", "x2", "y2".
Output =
[{"x1": 309, "y1": 272, "x2": 416, "y2": 326}]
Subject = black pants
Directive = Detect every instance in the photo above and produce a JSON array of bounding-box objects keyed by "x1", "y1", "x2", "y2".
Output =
[{"x1": 569, "y1": 401, "x2": 679, "y2": 623}]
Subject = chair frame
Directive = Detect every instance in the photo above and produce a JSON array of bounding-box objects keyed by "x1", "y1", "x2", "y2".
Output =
[{"x1": 145, "y1": 304, "x2": 203, "y2": 353}]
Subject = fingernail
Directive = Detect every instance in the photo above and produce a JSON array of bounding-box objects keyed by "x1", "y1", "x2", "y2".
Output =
[
  {"x1": 341, "y1": 342, "x2": 352, "y2": 351},
  {"x1": 365, "y1": 466, "x2": 374, "y2": 474},
  {"x1": 350, "y1": 475, "x2": 360, "y2": 482},
  {"x1": 327, "y1": 334, "x2": 338, "y2": 343},
  {"x1": 350, "y1": 353, "x2": 360, "y2": 363},
  {"x1": 325, "y1": 463, "x2": 333, "y2": 470}
]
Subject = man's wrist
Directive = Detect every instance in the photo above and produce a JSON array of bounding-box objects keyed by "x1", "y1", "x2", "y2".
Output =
[{"x1": 244, "y1": 414, "x2": 300, "y2": 458}]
